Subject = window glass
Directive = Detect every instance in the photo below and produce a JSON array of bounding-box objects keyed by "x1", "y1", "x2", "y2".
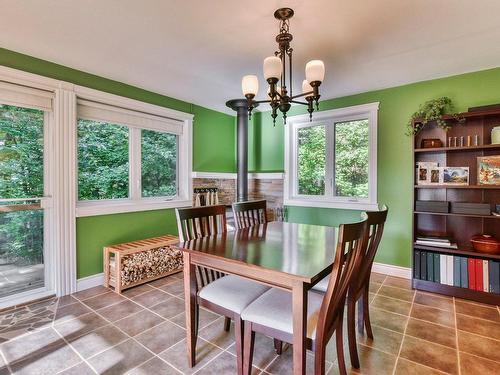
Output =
[
  {"x1": 334, "y1": 119, "x2": 369, "y2": 198},
  {"x1": 141, "y1": 129, "x2": 177, "y2": 197},
  {"x1": 0, "y1": 104, "x2": 44, "y2": 198},
  {"x1": 297, "y1": 125, "x2": 326, "y2": 195},
  {"x1": 77, "y1": 119, "x2": 129, "y2": 200}
]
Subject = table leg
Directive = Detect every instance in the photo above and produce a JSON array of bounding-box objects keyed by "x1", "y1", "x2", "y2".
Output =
[
  {"x1": 183, "y1": 252, "x2": 197, "y2": 367},
  {"x1": 292, "y1": 280, "x2": 307, "y2": 375}
]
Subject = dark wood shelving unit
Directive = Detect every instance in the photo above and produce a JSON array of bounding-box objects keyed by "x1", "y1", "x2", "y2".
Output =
[
  {"x1": 412, "y1": 108, "x2": 500, "y2": 305},
  {"x1": 414, "y1": 211, "x2": 500, "y2": 219}
]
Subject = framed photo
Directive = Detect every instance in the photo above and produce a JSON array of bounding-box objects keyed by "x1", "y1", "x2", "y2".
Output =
[
  {"x1": 416, "y1": 162, "x2": 439, "y2": 185},
  {"x1": 478, "y1": 156, "x2": 500, "y2": 185},
  {"x1": 443, "y1": 167, "x2": 469, "y2": 185},
  {"x1": 430, "y1": 167, "x2": 443, "y2": 184}
]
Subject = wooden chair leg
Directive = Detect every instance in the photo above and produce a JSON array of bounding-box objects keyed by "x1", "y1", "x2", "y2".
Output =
[
  {"x1": 273, "y1": 338, "x2": 283, "y2": 355},
  {"x1": 223, "y1": 316, "x2": 231, "y2": 332},
  {"x1": 314, "y1": 341, "x2": 326, "y2": 375},
  {"x1": 234, "y1": 317, "x2": 244, "y2": 375},
  {"x1": 194, "y1": 303, "x2": 200, "y2": 344},
  {"x1": 357, "y1": 291, "x2": 365, "y2": 336},
  {"x1": 363, "y1": 285, "x2": 373, "y2": 339},
  {"x1": 347, "y1": 298, "x2": 360, "y2": 369},
  {"x1": 243, "y1": 322, "x2": 255, "y2": 375},
  {"x1": 335, "y1": 315, "x2": 347, "y2": 375}
]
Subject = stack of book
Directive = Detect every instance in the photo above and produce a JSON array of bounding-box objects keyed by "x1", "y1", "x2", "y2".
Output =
[
  {"x1": 414, "y1": 250, "x2": 500, "y2": 294},
  {"x1": 415, "y1": 235, "x2": 458, "y2": 249}
]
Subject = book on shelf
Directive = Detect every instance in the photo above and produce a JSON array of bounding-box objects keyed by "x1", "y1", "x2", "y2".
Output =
[
  {"x1": 415, "y1": 240, "x2": 458, "y2": 249},
  {"x1": 413, "y1": 250, "x2": 500, "y2": 295},
  {"x1": 416, "y1": 235, "x2": 453, "y2": 243}
]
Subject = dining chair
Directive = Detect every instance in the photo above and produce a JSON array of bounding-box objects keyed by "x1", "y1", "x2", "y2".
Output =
[
  {"x1": 232, "y1": 199, "x2": 268, "y2": 229},
  {"x1": 311, "y1": 205, "x2": 388, "y2": 369},
  {"x1": 240, "y1": 219, "x2": 368, "y2": 375},
  {"x1": 175, "y1": 205, "x2": 270, "y2": 373}
]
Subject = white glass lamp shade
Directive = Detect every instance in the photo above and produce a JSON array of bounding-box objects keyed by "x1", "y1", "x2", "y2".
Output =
[
  {"x1": 302, "y1": 80, "x2": 313, "y2": 95},
  {"x1": 242, "y1": 75, "x2": 259, "y2": 96},
  {"x1": 263, "y1": 56, "x2": 282, "y2": 80},
  {"x1": 305, "y1": 60, "x2": 325, "y2": 83}
]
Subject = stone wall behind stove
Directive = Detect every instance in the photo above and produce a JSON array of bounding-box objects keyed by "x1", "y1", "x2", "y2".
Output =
[{"x1": 192, "y1": 176, "x2": 284, "y2": 221}]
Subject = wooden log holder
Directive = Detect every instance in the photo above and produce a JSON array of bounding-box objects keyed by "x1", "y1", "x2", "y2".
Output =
[{"x1": 103, "y1": 235, "x2": 181, "y2": 294}]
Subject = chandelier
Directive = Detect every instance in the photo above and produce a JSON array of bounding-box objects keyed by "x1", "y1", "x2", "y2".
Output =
[{"x1": 241, "y1": 8, "x2": 325, "y2": 125}]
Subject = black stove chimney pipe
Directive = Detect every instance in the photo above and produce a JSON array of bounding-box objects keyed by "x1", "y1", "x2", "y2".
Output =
[{"x1": 226, "y1": 99, "x2": 258, "y2": 202}]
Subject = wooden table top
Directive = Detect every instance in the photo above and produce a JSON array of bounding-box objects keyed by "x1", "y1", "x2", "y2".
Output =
[{"x1": 175, "y1": 221, "x2": 338, "y2": 284}]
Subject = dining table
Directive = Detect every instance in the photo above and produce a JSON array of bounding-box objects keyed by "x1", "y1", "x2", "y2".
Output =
[{"x1": 175, "y1": 221, "x2": 338, "y2": 375}]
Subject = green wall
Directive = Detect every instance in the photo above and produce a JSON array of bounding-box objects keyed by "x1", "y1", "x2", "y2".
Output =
[
  {"x1": 252, "y1": 67, "x2": 500, "y2": 267},
  {"x1": 0, "y1": 48, "x2": 235, "y2": 277}
]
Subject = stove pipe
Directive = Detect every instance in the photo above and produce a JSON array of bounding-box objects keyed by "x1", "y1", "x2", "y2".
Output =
[{"x1": 226, "y1": 99, "x2": 258, "y2": 202}]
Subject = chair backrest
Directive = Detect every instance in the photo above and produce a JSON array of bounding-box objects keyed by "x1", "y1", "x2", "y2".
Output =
[
  {"x1": 175, "y1": 205, "x2": 227, "y2": 242},
  {"x1": 315, "y1": 219, "x2": 368, "y2": 346},
  {"x1": 232, "y1": 200, "x2": 267, "y2": 229},
  {"x1": 176, "y1": 205, "x2": 228, "y2": 288},
  {"x1": 353, "y1": 205, "x2": 388, "y2": 294}
]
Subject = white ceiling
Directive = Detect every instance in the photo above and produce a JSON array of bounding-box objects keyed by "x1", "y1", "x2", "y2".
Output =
[{"x1": 1, "y1": 0, "x2": 500, "y2": 114}]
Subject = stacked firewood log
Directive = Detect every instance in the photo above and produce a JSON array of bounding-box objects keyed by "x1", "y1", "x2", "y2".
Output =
[{"x1": 118, "y1": 245, "x2": 183, "y2": 286}]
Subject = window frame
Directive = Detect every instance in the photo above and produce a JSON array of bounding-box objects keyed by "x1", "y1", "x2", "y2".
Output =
[
  {"x1": 284, "y1": 102, "x2": 379, "y2": 210},
  {"x1": 74, "y1": 87, "x2": 192, "y2": 217}
]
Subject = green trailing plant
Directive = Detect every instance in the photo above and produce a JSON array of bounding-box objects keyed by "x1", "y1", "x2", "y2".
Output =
[{"x1": 406, "y1": 97, "x2": 457, "y2": 136}]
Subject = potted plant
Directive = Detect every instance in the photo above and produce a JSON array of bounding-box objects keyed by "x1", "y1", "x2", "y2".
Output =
[{"x1": 406, "y1": 97, "x2": 459, "y2": 136}]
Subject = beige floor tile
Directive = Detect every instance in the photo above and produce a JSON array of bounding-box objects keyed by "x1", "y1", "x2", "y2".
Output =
[
  {"x1": 1, "y1": 328, "x2": 81, "y2": 375},
  {"x1": 54, "y1": 301, "x2": 92, "y2": 323},
  {"x1": 400, "y1": 335, "x2": 458, "y2": 374},
  {"x1": 414, "y1": 292, "x2": 454, "y2": 312},
  {"x1": 87, "y1": 338, "x2": 153, "y2": 374},
  {"x1": 410, "y1": 304, "x2": 455, "y2": 328},
  {"x1": 351, "y1": 344, "x2": 397, "y2": 375},
  {"x1": 455, "y1": 300, "x2": 500, "y2": 323},
  {"x1": 199, "y1": 316, "x2": 235, "y2": 350},
  {"x1": 196, "y1": 351, "x2": 260, "y2": 375},
  {"x1": 68, "y1": 324, "x2": 128, "y2": 359},
  {"x1": 127, "y1": 356, "x2": 180, "y2": 374},
  {"x1": 54, "y1": 312, "x2": 109, "y2": 341},
  {"x1": 394, "y1": 358, "x2": 445, "y2": 375},
  {"x1": 72, "y1": 285, "x2": 109, "y2": 301},
  {"x1": 378, "y1": 285, "x2": 414, "y2": 303},
  {"x1": 81, "y1": 292, "x2": 126, "y2": 310},
  {"x1": 97, "y1": 299, "x2": 143, "y2": 322},
  {"x1": 58, "y1": 361, "x2": 96, "y2": 375},
  {"x1": 131, "y1": 289, "x2": 171, "y2": 308},
  {"x1": 405, "y1": 318, "x2": 456, "y2": 348},
  {"x1": 113, "y1": 310, "x2": 164, "y2": 337},
  {"x1": 159, "y1": 337, "x2": 222, "y2": 374},
  {"x1": 121, "y1": 283, "x2": 155, "y2": 298},
  {"x1": 456, "y1": 313, "x2": 500, "y2": 340},
  {"x1": 370, "y1": 273, "x2": 386, "y2": 284},
  {"x1": 149, "y1": 298, "x2": 184, "y2": 319},
  {"x1": 263, "y1": 346, "x2": 317, "y2": 375},
  {"x1": 384, "y1": 276, "x2": 412, "y2": 290},
  {"x1": 160, "y1": 280, "x2": 185, "y2": 296},
  {"x1": 135, "y1": 321, "x2": 185, "y2": 354},
  {"x1": 459, "y1": 351, "x2": 500, "y2": 375},
  {"x1": 457, "y1": 330, "x2": 500, "y2": 363},
  {"x1": 355, "y1": 325, "x2": 403, "y2": 355},
  {"x1": 170, "y1": 308, "x2": 220, "y2": 330},
  {"x1": 227, "y1": 332, "x2": 278, "y2": 370},
  {"x1": 371, "y1": 295, "x2": 412, "y2": 316},
  {"x1": 370, "y1": 307, "x2": 409, "y2": 333}
]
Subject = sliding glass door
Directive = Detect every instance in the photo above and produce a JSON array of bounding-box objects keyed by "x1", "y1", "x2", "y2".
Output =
[{"x1": 0, "y1": 103, "x2": 49, "y2": 299}]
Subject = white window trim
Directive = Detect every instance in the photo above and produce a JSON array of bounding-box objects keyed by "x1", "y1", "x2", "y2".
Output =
[
  {"x1": 284, "y1": 102, "x2": 379, "y2": 211},
  {"x1": 74, "y1": 87, "x2": 193, "y2": 217}
]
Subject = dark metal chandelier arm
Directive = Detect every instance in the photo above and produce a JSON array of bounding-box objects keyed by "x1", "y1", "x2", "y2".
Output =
[
  {"x1": 290, "y1": 91, "x2": 314, "y2": 100},
  {"x1": 290, "y1": 100, "x2": 310, "y2": 106}
]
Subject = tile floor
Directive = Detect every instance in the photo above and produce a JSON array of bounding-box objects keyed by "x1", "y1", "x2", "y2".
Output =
[{"x1": 0, "y1": 272, "x2": 499, "y2": 374}]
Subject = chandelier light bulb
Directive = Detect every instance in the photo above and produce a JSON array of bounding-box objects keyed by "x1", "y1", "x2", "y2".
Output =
[
  {"x1": 242, "y1": 75, "x2": 259, "y2": 96},
  {"x1": 302, "y1": 80, "x2": 313, "y2": 95},
  {"x1": 305, "y1": 60, "x2": 325, "y2": 83},
  {"x1": 263, "y1": 56, "x2": 282, "y2": 81}
]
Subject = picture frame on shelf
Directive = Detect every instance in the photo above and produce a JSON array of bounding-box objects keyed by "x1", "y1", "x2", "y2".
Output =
[
  {"x1": 416, "y1": 162, "x2": 439, "y2": 185},
  {"x1": 478, "y1": 156, "x2": 500, "y2": 185},
  {"x1": 443, "y1": 167, "x2": 469, "y2": 185}
]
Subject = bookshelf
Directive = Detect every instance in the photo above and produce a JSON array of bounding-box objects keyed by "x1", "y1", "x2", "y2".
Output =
[{"x1": 412, "y1": 107, "x2": 500, "y2": 305}]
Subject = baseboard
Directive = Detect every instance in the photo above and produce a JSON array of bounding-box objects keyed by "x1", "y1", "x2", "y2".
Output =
[
  {"x1": 372, "y1": 262, "x2": 411, "y2": 279},
  {"x1": 76, "y1": 273, "x2": 104, "y2": 291}
]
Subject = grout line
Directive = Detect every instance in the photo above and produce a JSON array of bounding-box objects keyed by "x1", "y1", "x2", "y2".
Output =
[
  {"x1": 52, "y1": 328, "x2": 99, "y2": 375},
  {"x1": 456, "y1": 328, "x2": 500, "y2": 343},
  {"x1": 396, "y1": 357, "x2": 450, "y2": 374},
  {"x1": 454, "y1": 297, "x2": 462, "y2": 375},
  {"x1": 0, "y1": 347, "x2": 13, "y2": 375},
  {"x1": 392, "y1": 287, "x2": 416, "y2": 375}
]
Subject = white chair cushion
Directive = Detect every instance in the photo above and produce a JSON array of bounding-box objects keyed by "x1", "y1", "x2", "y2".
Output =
[
  {"x1": 198, "y1": 275, "x2": 270, "y2": 314},
  {"x1": 311, "y1": 275, "x2": 329, "y2": 293},
  {"x1": 241, "y1": 288, "x2": 324, "y2": 339}
]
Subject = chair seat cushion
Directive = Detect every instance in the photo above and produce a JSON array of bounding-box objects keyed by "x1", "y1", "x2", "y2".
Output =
[
  {"x1": 311, "y1": 275, "x2": 329, "y2": 293},
  {"x1": 241, "y1": 288, "x2": 324, "y2": 339},
  {"x1": 198, "y1": 275, "x2": 270, "y2": 314}
]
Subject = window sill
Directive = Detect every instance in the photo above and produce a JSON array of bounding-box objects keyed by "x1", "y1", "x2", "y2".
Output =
[
  {"x1": 76, "y1": 199, "x2": 192, "y2": 217},
  {"x1": 284, "y1": 198, "x2": 379, "y2": 211}
]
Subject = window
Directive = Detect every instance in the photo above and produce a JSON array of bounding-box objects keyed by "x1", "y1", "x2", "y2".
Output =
[
  {"x1": 285, "y1": 103, "x2": 378, "y2": 210},
  {"x1": 76, "y1": 98, "x2": 191, "y2": 216}
]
